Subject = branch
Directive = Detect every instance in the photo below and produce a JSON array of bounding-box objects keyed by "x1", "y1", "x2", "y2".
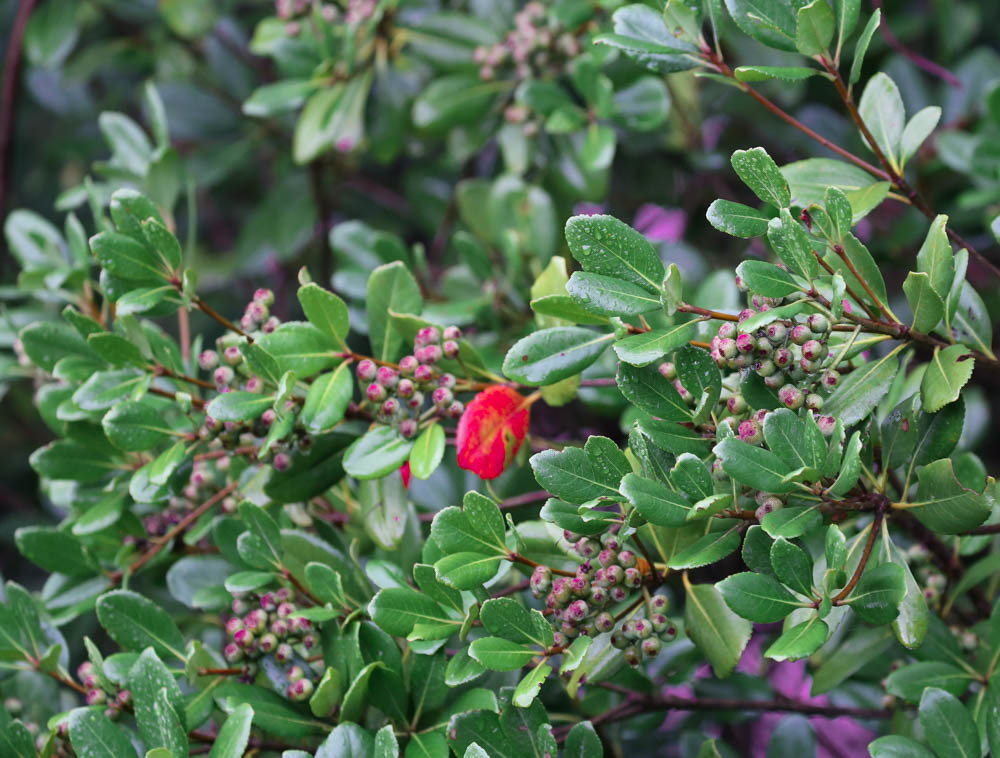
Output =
[
  {"x1": 554, "y1": 687, "x2": 892, "y2": 742},
  {"x1": 703, "y1": 49, "x2": 890, "y2": 181},
  {"x1": 507, "y1": 552, "x2": 575, "y2": 577},
  {"x1": 869, "y1": 1, "x2": 961, "y2": 87},
  {"x1": 823, "y1": 61, "x2": 1000, "y2": 280},
  {"x1": 0, "y1": 0, "x2": 37, "y2": 247},
  {"x1": 832, "y1": 499, "x2": 886, "y2": 604},
  {"x1": 110, "y1": 482, "x2": 238, "y2": 583}
]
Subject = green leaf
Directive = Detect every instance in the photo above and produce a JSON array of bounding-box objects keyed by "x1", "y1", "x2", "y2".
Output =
[
  {"x1": 901, "y1": 106, "x2": 941, "y2": 165},
  {"x1": 566, "y1": 272, "x2": 660, "y2": 316},
  {"x1": 766, "y1": 211, "x2": 816, "y2": 279},
  {"x1": 858, "y1": 72, "x2": 905, "y2": 168},
  {"x1": 300, "y1": 363, "x2": 353, "y2": 434},
  {"x1": 68, "y1": 707, "x2": 138, "y2": 758},
  {"x1": 90, "y1": 230, "x2": 165, "y2": 282},
  {"x1": 503, "y1": 327, "x2": 612, "y2": 386},
  {"x1": 735, "y1": 260, "x2": 800, "y2": 297},
  {"x1": 374, "y1": 724, "x2": 398, "y2": 758},
  {"x1": 469, "y1": 637, "x2": 537, "y2": 671},
  {"x1": 916, "y1": 215, "x2": 955, "y2": 300},
  {"x1": 512, "y1": 660, "x2": 552, "y2": 707},
  {"x1": 612, "y1": 322, "x2": 698, "y2": 366},
  {"x1": 717, "y1": 572, "x2": 801, "y2": 622},
  {"x1": 823, "y1": 346, "x2": 900, "y2": 425},
  {"x1": 367, "y1": 262, "x2": 422, "y2": 362},
  {"x1": 765, "y1": 616, "x2": 828, "y2": 661},
  {"x1": 714, "y1": 437, "x2": 794, "y2": 493},
  {"x1": 867, "y1": 736, "x2": 936, "y2": 758},
  {"x1": 343, "y1": 426, "x2": 413, "y2": 480},
  {"x1": 480, "y1": 598, "x2": 553, "y2": 648},
  {"x1": 433, "y1": 492, "x2": 507, "y2": 555},
  {"x1": 824, "y1": 234, "x2": 887, "y2": 310},
  {"x1": 881, "y1": 394, "x2": 964, "y2": 470},
  {"x1": 684, "y1": 578, "x2": 752, "y2": 678},
  {"x1": 101, "y1": 399, "x2": 174, "y2": 452},
  {"x1": 910, "y1": 458, "x2": 991, "y2": 534},
  {"x1": 564, "y1": 214, "x2": 665, "y2": 293},
  {"x1": 706, "y1": 199, "x2": 771, "y2": 238},
  {"x1": 919, "y1": 687, "x2": 980, "y2": 758},
  {"x1": 127, "y1": 648, "x2": 187, "y2": 755},
  {"x1": 902, "y1": 272, "x2": 945, "y2": 332},
  {"x1": 616, "y1": 362, "x2": 691, "y2": 420},
  {"x1": 293, "y1": 73, "x2": 371, "y2": 163},
  {"x1": 310, "y1": 667, "x2": 343, "y2": 718},
  {"x1": 886, "y1": 661, "x2": 973, "y2": 703},
  {"x1": 88, "y1": 332, "x2": 145, "y2": 366},
  {"x1": 731, "y1": 147, "x2": 790, "y2": 208},
  {"x1": 594, "y1": 5, "x2": 699, "y2": 72},
  {"x1": 15, "y1": 526, "x2": 92, "y2": 576},
  {"x1": 795, "y1": 0, "x2": 835, "y2": 56},
  {"x1": 255, "y1": 322, "x2": 339, "y2": 376},
  {"x1": 846, "y1": 563, "x2": 905, "y2": 624},
  {"x1": 206, "y1": 391, "x2": 274, "y2": 422},
  {"x1": 367, "y1": 587, "x2": 452, "y2": 638},
  {"x1": 410, "y1": 422, "x2": 445, "y2": 480},
  {"x1": 215, "y1": 682, "x2": 327, "y2": 738},
  {"x1": 73, "y1": 368, "x2": 147, "y2": 411},
  {"x1": 849, "y1": 10, "x2": 881, "y2": 85},
  {"x1": 434, "y1": 552, "x2": 502, "y2": 591},
  {"x1": 298, "y1": 283, "x2": 349, "y2": 349},
  {"x1": 770, "y1": 538, "x2": 814, "y2": 598},
  {"x1": 315, "y1": 722, "x2": 375, "y2": 758},
  {"x1": 723, "y1": 0, "x2": 799, "y2": 52},
  {"x1": 532, "y1": 447, "x2": 622, "y2": 504},
  {"x1": 781, "y1": 159, "x2": 889, "y2": 222},
  {"x1": 733, "y1": 66, "x2": 821, "y2": 82},
  {"x1": 564, "y1": 722, "x2": 602, "y2": 758},
  {"x1": 761, "y1": 505, "x2": 822, "y2": 538},
  {"x1": 412, "y1": 74, "x2": 502, "y2": 132},
  {"x1": 668, "y1": 528, "x2": 741, "y2": 569},
  {"x1": 621, "y1": 473, "x2": 691, "y2": 526},
  {"x1": 763, "y1": 408, "x2": 825, "y2": 473},
  {"x1": 530, "y1": 295, "x2": 611, "y2": 326},
  {"x1": 140, "y1": 218, "x2": 182, "y2": 273},
  {"x1": 96, "y1": 590, "x2": 186, "y2": 661},
  {"x1": 920, "y1": 344, "x2": 973, "y2": 412}
]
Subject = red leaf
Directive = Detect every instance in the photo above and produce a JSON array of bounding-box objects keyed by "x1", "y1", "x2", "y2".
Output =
[{"x1": 456, "y1": 385, "x2": 531, "y2": 480}]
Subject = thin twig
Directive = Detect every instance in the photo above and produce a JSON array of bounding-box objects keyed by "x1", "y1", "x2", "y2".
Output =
[
  {"x1": 110, "y1": 482, "x2": 238, "y2": 583},
  {"x1": 0, "y1": 0, "x2": 38, "y2": 249}
]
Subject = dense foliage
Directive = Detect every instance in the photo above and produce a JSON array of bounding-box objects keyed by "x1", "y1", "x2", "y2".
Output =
[{"x1": 2, "y1": 0, "x2": 1000, "y2": 756}]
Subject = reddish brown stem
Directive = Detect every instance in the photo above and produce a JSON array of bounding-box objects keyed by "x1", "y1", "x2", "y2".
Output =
[
  {"x1": 823, "y1": 61, "x2": 1000, "y2": 280},
  {"x1": 832, "y1": 501, "x2": 886, "y2": 604},
  {"x1": 111, "y1": 482, "x2": 238, "y2": 582},
  {"x1": 0, "y1": 0, "x2": 37, "y2": 237},
  {"x1": 704, "y1": 49, "x2": 890, "y2": 181},
  {"x1": 508, "y1": 552, "x2": 575, "y2": 577}
]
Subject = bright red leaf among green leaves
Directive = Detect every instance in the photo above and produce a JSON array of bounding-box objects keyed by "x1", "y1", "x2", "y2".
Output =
[{"x1": 456, "y1": 385, "x2": 531, "y2": 480}]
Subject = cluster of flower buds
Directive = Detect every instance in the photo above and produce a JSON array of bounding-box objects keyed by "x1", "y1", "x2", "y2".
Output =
[
  {"x1": 76, "y1": 661, "x2": 132, "y2": 721},
  {"x1": 474, "y1": 2, "x2": 582, "y2": 83},
  {"x1": 357, "y1": 325, "x2": 465, "y2": 439},
  {"x1": 224, "y1": 589, "x2": 321, "y2": 701},
  {"x1": 530, "y1": 525, "x2": 678, "y2": 666},
  {"x1": 2, "y1": 699, "x2": 59, "y2": 755},
  {"x1": 276, "y1": 0, "x2": 340, "y2": 33},
  {"x1": 709, "y1": 303, "x2": 838, "y2": 411}
]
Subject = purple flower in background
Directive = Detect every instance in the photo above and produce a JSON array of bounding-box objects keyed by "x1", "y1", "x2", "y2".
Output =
[
  {"x1": 651, "y1": 634, "x2": 874, "y2": 756},
  {"x1": 572, "y1": 202, "x2": 688, "y2": 244},
  {"x1": 634, "y1": 203, "x2": 687, "y2": 243},
  {"x1": 573, "y1": 202, "x2": 606, "y2": 217}
]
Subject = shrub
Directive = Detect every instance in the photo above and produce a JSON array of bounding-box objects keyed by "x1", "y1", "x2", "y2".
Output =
[{"x1": 2, "y1": 1, "x2": 999, "y2": 756}]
